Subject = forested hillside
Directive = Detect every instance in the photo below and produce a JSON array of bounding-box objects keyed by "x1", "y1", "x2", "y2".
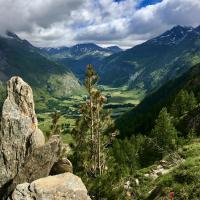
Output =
[
  {"x1": 116, "y1": 62, "x2": 200, "y2": 137},
  {"x1": 0, "y1": 32, "x2": 82, "y2": 99},
  {"x1": 100, "y1": 26, "x2": 200, "y2": 92}
]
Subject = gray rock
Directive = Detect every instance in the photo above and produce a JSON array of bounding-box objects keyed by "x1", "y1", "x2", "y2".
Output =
[
  {"x1": 11, "y1": 173, "x2": 91, "y2": 200},
  {"x1": 4, "y1": 135, "x2": 61, "y2": 198},
  {"x1": 0, "y1": 77, "x2": 45, "y2": 190},
  {"x1": 0, "y1": 77, "x2": 91, "y2": 200},
  {"x1": 50, "y1": 157, "x2": 73, "y2": 175}
]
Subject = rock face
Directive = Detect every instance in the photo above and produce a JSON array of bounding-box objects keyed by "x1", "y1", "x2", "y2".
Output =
[
  {"x1": 6, "y1": 136, "x2": 61, "y2": 198},
  {"x1": 0, "y1": 77, "x2": 45, "y2": 191},
  {"x1": 11, "y1": 173, "x2": 91, "y2": 200},
  {"x1": 0, "y1": 76, "x2": 91, "y2": 200}
]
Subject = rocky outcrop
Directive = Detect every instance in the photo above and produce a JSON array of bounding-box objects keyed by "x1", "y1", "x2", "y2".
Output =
[
  {"x1": 50, "y1": 157, "x2": 73, "y2": 175},
  {"x1": 5, "y1": 136, "x2": 61, "y2": 198},
  {"x1": 144, "y1": 153, "x2": 184, "y2": 180},
  {"x1": 0, "y1": 76, "x2": 91, "y2": 200},
  {"x1": 11, "y1": 173, "x2": 91, "y2": 200},
  {"x1": 0, "y1": 77, "x2": 45, "y2": 191}
]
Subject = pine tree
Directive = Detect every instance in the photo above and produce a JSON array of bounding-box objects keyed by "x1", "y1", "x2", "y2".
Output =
[
  {"x1": 151, "y1": 107, "x2": 178, "y2": 154},
  {"x1": 188, "y1": 91, "x2": 197, "y2": 111},
  {"x1": 72, "y1": 64, "x2": 116, "y2": 178},
  {"x1": 47, "y1": 111, "x2": 62, "y2": 138},
  {"x1": 170, "y1": 90, "x2": 197, "y2": 117}
]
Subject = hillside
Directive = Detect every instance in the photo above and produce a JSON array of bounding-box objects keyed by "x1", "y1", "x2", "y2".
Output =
[
  {"x1": 0, "y1": 32, "x2": 82, "y2": 100},
  {"x1": 125, "y1": 139, "x2": 200, "y2": 199},
  {"x1": 116, "y1": 62, "x2": 200, "y2": 137},
  {"x1": 100, "y1": 25, "x2": 200, "y2": 91}
]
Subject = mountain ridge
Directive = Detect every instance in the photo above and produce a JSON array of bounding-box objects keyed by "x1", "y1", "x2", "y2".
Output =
[
  {"x1": 0, "y1": 32, "x2": 82, "y2": 99},
  {"x1": 40, "y1": 43, "x2": 122, "y2": 80},
  {"x1": 99, "y1": 25, "x2": 200, "y2": 92}
]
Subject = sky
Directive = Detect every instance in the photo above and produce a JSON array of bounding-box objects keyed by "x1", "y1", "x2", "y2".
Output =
[{"x1": 0, "y1": 0, "x2": 200, "y2": 49}]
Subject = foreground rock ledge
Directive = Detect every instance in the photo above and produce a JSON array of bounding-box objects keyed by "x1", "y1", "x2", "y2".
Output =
[
  {"x1": 0, "y1": 76, "x2": 91, "y2": 200},
  {"x1": 11, "y1": 173, "x2": 91, "y2": 200},
  {"x1": 0, "y1": 76, "x2": 45, "y2": 190}
]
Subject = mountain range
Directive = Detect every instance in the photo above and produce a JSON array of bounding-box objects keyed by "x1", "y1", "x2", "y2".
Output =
[
  {"x1": 40, "y1": 43, "x2": 123, "y2": 80},
  {"x1": 1, "y1": 25, "x2": 200, "y2": 103},
  {"x1": 99, "y1": 25, "x2": 200, "y2": 92},
  {"x1": 0, "y1": 32, "x2": 82, "y2": 100},
  {"x1": 41, "y1": 25, "x2": 200, "y2": 95}
]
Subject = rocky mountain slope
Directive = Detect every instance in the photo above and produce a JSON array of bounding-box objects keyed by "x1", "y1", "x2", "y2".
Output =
[
  {"x1": 0, "y1": 32, "x2": 82, "y2": 98},
  {"x1": 41, "y1": 43, "x2": 122, "y2": 59},
  {"x1": 100, "y1": 25, "x2": 200, "y2": 91},
  {"x1": 0, "y1": 76, "x2": 90, "y2": 200}
]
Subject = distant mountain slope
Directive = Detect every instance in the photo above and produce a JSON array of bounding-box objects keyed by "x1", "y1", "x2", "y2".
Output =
[
  {"x1": 41, "y1": 43, "x2": 123, "y2": 80},
  {"x1": 41, "y1": 43, "x2": 122, "y2": 59},
  {"x1": 115, "y1": 62, "x2": 200, "y2": 137},
  {"x1": 0, "y1": 32, "x2": 82, "y2": 98},
  {"x1": 106, "y1": 46, "x2": 123, "y2": 53},
  {"x1": 100, "y1": 25, "x2": 200, "y2": 91}
]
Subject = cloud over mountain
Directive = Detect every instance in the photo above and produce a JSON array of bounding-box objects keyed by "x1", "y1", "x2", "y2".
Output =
[{"x1": 0, "y1": 0, "x2": 200, "y2": 48}]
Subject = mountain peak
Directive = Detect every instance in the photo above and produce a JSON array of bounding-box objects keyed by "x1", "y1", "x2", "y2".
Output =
[
  {"x1": 71, "y1": 43, "x2": 102, "y2": 50},
  {"x1": 149, "y1": 25, "x2": 194, "y2": 45},
  {"x1": 106, "y1": 46, "x2": 123, "y2": 53},
  {"x1": 6, "y1": 31, "x2": 20, "y2": 40}
]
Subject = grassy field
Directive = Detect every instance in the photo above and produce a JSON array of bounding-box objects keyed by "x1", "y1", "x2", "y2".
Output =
[
  {"x1": 101, "y1": 85, "x2": 145, "y2": 105},
  {"x1": 37, "y1": 86, "x2": 145, "y2": 143}
]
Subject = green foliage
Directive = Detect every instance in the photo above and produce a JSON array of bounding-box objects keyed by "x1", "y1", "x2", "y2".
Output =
[
  {"x1": 47, "y1": 111, "x2": 62, "y2": 138},
  {"x1": 187, "y1": 129, "x2": 197, "y2": 141},
  {"x1": 170, "y1": 90, "x2": 197, "y2": 118},
  {"x1": 71, "y1": 65, "x2": 116, "y2": 199},
  {"x1": 151, "y1": 108, "x2": 178, "y2": 154},
  {"x1": 138, "y1": 137, "x2": 162, "y2": 167},
  {"x1": 116, "y1": 63, "x2": 200, "y2": 138},
  {"x1": 112, "y1": 136, "x2": 141, "y2": 176}
]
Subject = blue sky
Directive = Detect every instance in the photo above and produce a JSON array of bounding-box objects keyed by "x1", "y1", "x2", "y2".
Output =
[
  {"x1": 137, "y1": 0, "x2": 163, "y2": 8},
  {"x1": 114, "y1": 0, "x2": 163, "y2": 8},
  {"x1": 0, "y1": 0, "x2": 199, "y2": 48}
]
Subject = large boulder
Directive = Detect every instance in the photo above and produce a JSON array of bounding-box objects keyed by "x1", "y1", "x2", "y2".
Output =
[
  {"x1": 0, "y1": 77, "x2": 45, "y2": 191},
  {"x1": 11, "y1": 173, "x2": 91, "y2": 200},
  {"x1": 5, "y1": 136, "x2": 61, "y2": 198}
]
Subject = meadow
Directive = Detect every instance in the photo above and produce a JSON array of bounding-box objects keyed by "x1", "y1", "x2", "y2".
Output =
[{"x1": 36, "y1": 86, "x2": 145, "y2": 143}]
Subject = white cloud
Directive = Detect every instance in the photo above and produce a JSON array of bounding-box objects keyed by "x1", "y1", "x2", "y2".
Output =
[
  {"x1": 0, "y1": 0, "x2": 200, "y2": 48},
  {"x1": 0, "y1": 0, "x2": 85, "y2": 33}
]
